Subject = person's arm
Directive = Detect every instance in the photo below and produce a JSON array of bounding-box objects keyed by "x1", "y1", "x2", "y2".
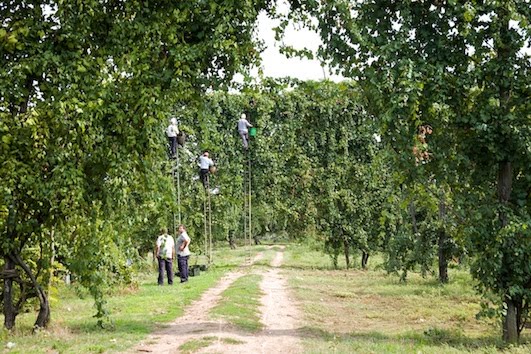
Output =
[
  {"x1": 179, "y1": 237, "x2": 189, "y2": 252},
  {"x1": 247, "y1": 120, "x2": 253, "y2": 128}
]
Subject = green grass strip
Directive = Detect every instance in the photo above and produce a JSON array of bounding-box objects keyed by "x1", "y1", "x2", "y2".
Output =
[
  {"x1": 211, "y1": 273, "x2": 264, "y2": 332},
  {"x1": 178, "y1": 336, "x2": 244, "y2": 353}
]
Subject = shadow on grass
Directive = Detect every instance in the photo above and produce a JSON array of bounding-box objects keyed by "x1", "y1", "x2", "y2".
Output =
[
  {"x1": 282, "y1": 264, "x2": 359, "y2": 271},
  {"x1": 299, "y1": 326, "x2": 507, "y2": 351},
  {"x1": 69, "y1": 319, "x2": 153, "y2": 335}
]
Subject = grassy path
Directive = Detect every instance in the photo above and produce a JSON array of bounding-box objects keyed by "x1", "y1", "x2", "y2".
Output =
[{"x1": 130, "y1": 246, "x2": 303, "y2": 354}]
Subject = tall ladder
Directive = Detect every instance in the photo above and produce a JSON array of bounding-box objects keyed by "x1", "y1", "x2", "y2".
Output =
[
  {"x1": 173, "y1": 147, "x2": 182, "y2": 230},
  {"x1": 203, "y1": 175, "x2": 213, "y2": 265},
  {"x1": 243, "y1": 149, "x2": 252, "y2": 261}
]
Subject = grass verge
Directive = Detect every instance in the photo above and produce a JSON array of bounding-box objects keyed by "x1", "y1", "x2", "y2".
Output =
[
  {"x1": 178, "y1": 336, "x2": 244, "y2": 353},
  {"x1": 210, "y1": 273, "x2": 263, "y2": 332},
  {"x1": 282, "y1": 243, "x2": 531, "y2": 353}
]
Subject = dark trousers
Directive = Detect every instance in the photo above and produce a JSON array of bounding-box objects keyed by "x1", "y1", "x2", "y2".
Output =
[
  {"x1": 199, "y1": 169, "x2": 209, "y2": 189},
  {"x1": 157, "y1": 257, "x2": 174, "y2": 285},
  {"x1": 168, "y1": 137, "x2": 177, "y2": 157},
  {"x1": 178, "y1": 255, "x2": 189, "y2": 283}
]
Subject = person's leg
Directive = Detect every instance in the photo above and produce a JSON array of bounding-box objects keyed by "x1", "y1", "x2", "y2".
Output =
[
  {"x1": 157, "y1": 257, "x2": 165, "y2": 285},
  {"x1": 166, "y1": 259, "x2": 173, "y2": 285},
  {"x1": 239, "y1": 130, "x2": 248, "y2": 149},
  {"x1": 200, "y1": 169, "x2": 208, "y2": 188},
  {"x1": 169, "y1": 137, "x2": 177, "y2": 156},
  {"x1": 178, "y1": 256, "x2": 188, "y2": 283},
  {"x1": 182, "y1": 256, "x2": 189, "y2": 282},
  {"x1": 177, "y1": 255, "x2": 183, "y2": 279}
]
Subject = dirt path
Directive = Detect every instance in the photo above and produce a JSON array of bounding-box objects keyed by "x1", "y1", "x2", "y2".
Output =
[{"x1": 129, "y1": 247, "x2": 302, "y2": 354}]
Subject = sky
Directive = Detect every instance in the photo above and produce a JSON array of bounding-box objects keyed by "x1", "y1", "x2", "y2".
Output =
[
  {"x1": 244, "y1": 3, "x2": 344, "y2": 82},
  {"x1": 256, "y1": 11, "x2": 335, "y2": 81}
]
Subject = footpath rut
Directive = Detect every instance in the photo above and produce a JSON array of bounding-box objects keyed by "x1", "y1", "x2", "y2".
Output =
[{"x1": 129, "y1": 247, "x2": 302, "y2": 354}]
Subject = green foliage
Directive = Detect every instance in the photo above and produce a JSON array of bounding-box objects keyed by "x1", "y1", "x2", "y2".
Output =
[
  {"x1": 1, "y1": 0, "x2": 274, "y2": 329},
  {"x1": 280, "y1": 0, "x2": 530, "y2": 342}
]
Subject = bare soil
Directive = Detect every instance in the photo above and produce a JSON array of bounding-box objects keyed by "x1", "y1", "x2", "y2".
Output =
[{"x1": 128, "y1": 247, "x2": 302, "y2": 353}]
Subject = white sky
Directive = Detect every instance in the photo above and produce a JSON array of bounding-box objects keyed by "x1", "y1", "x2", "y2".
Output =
[
  {"x1": 255, "y1": 11, "x2": 341, "y2": 81},
  {"x1": 237, "y1": 3, "x2": 344, "y2": 83}
]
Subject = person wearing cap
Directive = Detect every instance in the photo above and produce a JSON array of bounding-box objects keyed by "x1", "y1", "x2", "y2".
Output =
[
  {"x1": 237, "y1": 113, "x2": 253, "y2": 150},
  {"x1": 198, "y1": 151, "x2": 214, "y2": 189},
  {"x1": 167, "y1": 117, "x2": 179, "y2": 158}
]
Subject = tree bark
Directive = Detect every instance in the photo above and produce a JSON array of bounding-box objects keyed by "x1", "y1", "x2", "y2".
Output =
[
  {"x1": 503, "y1": 295, "x2": 519, "y2": 344},
  {"x1": 499, "y1": 161, "x2": 518, "y2": 343},
  {"x1": 13, "y1": 253, "x2": 50, "y2": 329},
  {"x1": 361, "y1": 251, "x2": 369, "y2": 270},
  {"x1": 34, "y1": 287, "x2": 50, "y2": 330},
  {"x1": 343, "y1": 237, "x2": 350, "y2": 269},
  {"x1": 2, "y1": 257, "x2": 17, "y2": 329}
]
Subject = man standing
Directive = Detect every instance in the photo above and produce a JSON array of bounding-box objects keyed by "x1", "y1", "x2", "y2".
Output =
[
  {"x1": 176, "y1": 224, "x2": 191, "y2": 283},
  {"x1": 155, "y1": 227, "x2": 175, "y2": 285},
  {"x1": 237, "y1": 113, "x2": 253, "y2": 150},
  {"x1": 198, "y1": 151, "x2": 214, "y2": 189}
]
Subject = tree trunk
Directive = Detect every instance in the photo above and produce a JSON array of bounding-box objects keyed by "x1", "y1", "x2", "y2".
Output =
[
  {"x1": 2, "y1": 257, "x2": 17, "y2": 329},
  {"x1": 497, "y1": 162, "x2": 512, "y2": 227},
  {"x1": 496, "y1": 2, "x2": 518, "y2": 342},
  {"x1": 437, "y1": 230, "x2": 448, "y2": 283},
  {"x1": 343, "y1": 237, "x2": 350, "y2": 269},
  {"x1": 34, "y1": 287, "x2": 50, "y2": 330},
  {"x1": 438, "y1": 196, "x2": 449, "y2": 284},
  {"x1": 498, "y1": 161, "x2": 517, "y2": 343},
  {"x1": 361, "y1": 251, "x2": 369, "y2": 270},
  {"x1": 13, "y1": 253, "x2": 50, "y2": 329},
  {"x1": 503, "y1": 296, "x2": 519, "y2": 344}
]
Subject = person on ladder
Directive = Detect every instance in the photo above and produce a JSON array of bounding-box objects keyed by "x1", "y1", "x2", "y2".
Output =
[
  {"x1": 167, "y1": 117, "x2": 179, "y2": 158},
  {"x1": 198, "y1": 150, "x2": 215, "y2": 189},
  {"x1": 237, "y1": 113, "x2": 253, "y2": 150}
]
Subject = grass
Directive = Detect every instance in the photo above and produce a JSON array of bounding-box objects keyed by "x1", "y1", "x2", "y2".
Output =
[
  {"x1": 282, "y1": 243, "x2": 531, "y2": 353},
  {"x1": 0, "y1": 247, "x2": 256, "y2": 354},
  {"x1": 178, "y1": 336, "x2": 216, "y2": 353},
  {"x1": 210, "y1": 273, "x2": 264, "y2": 332},
  {"x1": 178, "y1": 336, "x2": 244, "y2": 353},
  {"x1": 2, "y1": 243, "x2": 530, "y2": 353}
]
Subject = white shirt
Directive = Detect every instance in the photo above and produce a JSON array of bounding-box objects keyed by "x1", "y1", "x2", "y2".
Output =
[
  {"x1": 167, "y1": 123, "x2": 178, "y2": 137},
  {"x1": 176, "y1": 231, "x2": 191, "y2": 257},
  {"x1": 238, "y1": 118, "x2": 251, "y2": 132},
  {"x1": 156, "y1": 234, "x2": 175, "y2": 259},
  {"x1": 199, "y1": 155, "x2": 214, "y2": 169}
]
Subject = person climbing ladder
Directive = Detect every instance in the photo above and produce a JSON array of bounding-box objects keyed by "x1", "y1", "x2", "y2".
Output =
[
  {"x1": 167, "y1": 117, "x2": 179, "y2": 158},
  {"x1": 237, "y1": 113, "x2": 253, "y2": 150},
  {"x1": 198, "y1": 150, "x2": 214, "y2": 189}
]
